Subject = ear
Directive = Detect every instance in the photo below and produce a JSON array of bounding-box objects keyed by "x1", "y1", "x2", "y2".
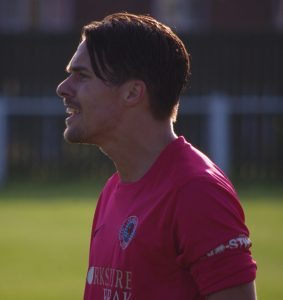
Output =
[{"x1": 121, "y1": 80, "x2": 146, "y2": 107}]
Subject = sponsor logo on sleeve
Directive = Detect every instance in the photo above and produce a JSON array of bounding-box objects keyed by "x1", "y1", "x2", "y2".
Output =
[{"x1": 206, "y1": 235, "x2": 252, "y2": 257}]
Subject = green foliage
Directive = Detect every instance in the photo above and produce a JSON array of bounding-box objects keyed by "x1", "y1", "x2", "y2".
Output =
[{"x1": 0, "y1": 183, "x2": 282, "y2": 299}]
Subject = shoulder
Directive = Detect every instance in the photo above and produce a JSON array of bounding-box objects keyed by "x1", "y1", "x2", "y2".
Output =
[
  {"x1": 159, "y1": 138, "x2": 241, "y2": 212},
  {"x1": 166, "y1": 137, "x2": 231, "y2": 189},
  {"x1": 172, "y1": 176, "x2": 249, "y2": 262},
  {"x1": 174, "y1": 174, "x2": 245, "y2": 228}
]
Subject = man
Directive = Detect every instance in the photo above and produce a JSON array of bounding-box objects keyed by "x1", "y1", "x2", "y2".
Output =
[{"x1": 57, "y1": 12, "x2": 257, "y2": 300}]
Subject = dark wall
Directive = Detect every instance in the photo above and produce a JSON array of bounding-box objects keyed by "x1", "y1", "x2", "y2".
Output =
[
  {"x1": 74, "y1": 0, "x2": 152, "y2": 29},
  {"x1": 1, "y1": 33, "x2": 282, "y2": 97},
  {"x1": 211, "y1": 0, "x2": 273, "y2": 32},
  {"x1": 0, "y1": 33, "x2": 79, "y2": 97}
]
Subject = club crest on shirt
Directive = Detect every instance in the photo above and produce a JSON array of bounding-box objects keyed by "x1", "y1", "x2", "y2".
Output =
[{"x1": 119, "y1": 216, "x2": 138, "y2": 250}]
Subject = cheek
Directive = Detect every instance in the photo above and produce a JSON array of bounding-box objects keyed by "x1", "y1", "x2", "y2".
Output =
[{"x1": 81, "y1": 84, "x2": 123, "y2": 118}]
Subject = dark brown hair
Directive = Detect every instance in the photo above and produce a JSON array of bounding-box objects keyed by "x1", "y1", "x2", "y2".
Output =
[{"x1": 82, "y1": 12, "x2": 190, "y2": 121}]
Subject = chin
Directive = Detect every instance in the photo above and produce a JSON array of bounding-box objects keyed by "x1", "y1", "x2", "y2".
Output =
[
  {"x1": 64, "y1": 128, "x2": 83, "y2": 144},
  {"x1": 64, "y1": 127, "x2": 96, "y2": 145}
]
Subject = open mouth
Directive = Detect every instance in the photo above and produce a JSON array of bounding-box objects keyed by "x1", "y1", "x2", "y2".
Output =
[
  {"x1": 65, "y1": 105, "x2": 81, "y2": 124},
  {"x1": 66, "y1": 106, "x2": 80, "y2": 115}
]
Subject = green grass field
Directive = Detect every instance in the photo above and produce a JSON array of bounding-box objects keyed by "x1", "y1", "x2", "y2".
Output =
[{"x1": 0, "y1": 181, "x2": 282, "y2": 299}]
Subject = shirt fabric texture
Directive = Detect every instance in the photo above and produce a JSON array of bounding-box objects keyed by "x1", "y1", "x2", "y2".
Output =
[{"x1": 84, "y1": 136, "x2": 257, "y2": 300}]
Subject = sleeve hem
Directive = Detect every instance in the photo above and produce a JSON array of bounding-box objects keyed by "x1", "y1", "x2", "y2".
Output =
[{"x1": 201, "y1": 268, "x2": 257, "y2": 296}]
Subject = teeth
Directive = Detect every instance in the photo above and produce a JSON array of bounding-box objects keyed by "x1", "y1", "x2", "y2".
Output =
[{"x1": 66, "y1": 107, "x2": 80, "y2": 114}]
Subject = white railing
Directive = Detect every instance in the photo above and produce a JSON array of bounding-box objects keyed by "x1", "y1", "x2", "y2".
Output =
[{"x1": 1, "y1": 95, "x2": 283, "y2": 185}]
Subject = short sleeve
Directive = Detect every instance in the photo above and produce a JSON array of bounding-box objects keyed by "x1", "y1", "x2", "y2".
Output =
[{"x1": 174, "y1": 178, "x2": 257, "y2": 295}]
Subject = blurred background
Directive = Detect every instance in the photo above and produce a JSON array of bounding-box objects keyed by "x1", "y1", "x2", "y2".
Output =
[
  {"x1": 0, "y1": 0, "x2": 283, "y2": 185},
  {"x1": 0, "y1": 1, "x2": 283, "y2": 300}
]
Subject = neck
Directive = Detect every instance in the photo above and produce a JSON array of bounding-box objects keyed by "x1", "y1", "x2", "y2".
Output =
[{"x1": 100, "y1": 122, "x2": 177, "y2": 182}]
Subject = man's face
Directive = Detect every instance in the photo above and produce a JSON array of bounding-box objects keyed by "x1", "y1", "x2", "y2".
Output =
[{"x1": 56, "y1": 41, "x2": 124, "y2": 145}]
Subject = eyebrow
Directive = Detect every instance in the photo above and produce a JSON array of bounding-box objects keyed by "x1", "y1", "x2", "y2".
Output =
[{"x1": 65, "y1": 64, "x2": 92, "y2": 74}]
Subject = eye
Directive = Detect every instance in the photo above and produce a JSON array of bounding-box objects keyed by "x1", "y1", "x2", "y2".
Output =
[{"x1": 75, "y1": 72, "x2": 89, "y2": 81}]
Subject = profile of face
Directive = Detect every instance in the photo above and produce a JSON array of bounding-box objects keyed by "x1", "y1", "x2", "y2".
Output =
[{"x1": 56, "y1": 41, "x2": 125, "y2": 145}]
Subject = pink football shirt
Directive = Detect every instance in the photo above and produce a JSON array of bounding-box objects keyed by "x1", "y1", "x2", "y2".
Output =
[{"x1": 84, "y1": 137, "x2": 256, "y2": 300}]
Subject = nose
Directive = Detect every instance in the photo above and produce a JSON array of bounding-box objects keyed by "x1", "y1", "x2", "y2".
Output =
[
  {"x1": 56, "y1": 77, "x2": 72, "y2": 99},
  {"x1": 56, "y1": 80, "x2": 65, "y2": 98}
]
